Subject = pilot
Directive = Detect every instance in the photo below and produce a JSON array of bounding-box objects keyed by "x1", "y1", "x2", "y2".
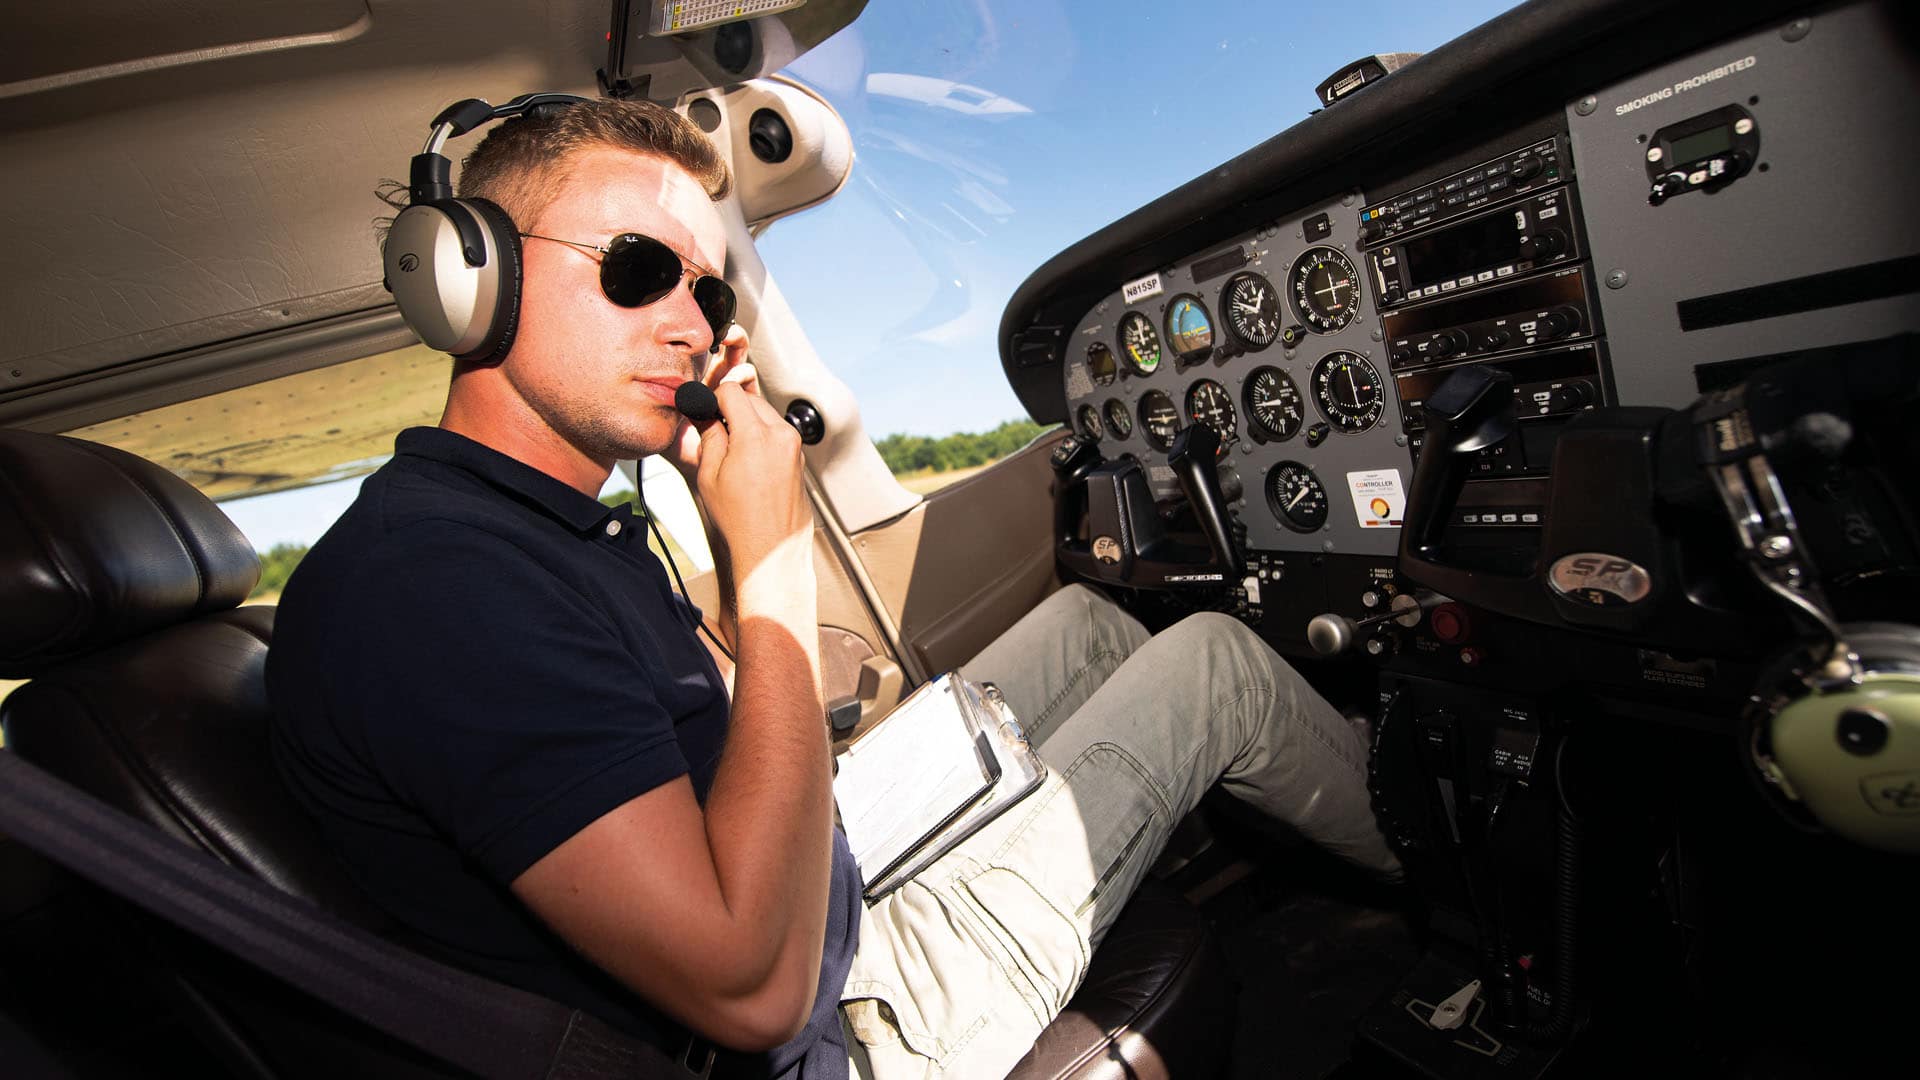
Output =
[{"x1": 268, "y1": 97, "x2": 1398, "y2": 1080}]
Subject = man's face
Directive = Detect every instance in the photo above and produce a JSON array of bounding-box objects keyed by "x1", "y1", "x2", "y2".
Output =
[{"x1": 504, "y1": 147, "x2": 727, "y2": 464}]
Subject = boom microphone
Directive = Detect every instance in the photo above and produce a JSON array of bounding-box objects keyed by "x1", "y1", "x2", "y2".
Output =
[
  {"x1": 675, "y1": 380, "x2": 824, "y2": 445},
  {"x1": 675, "y1": 381, "x2": 724, "y2": 426}
]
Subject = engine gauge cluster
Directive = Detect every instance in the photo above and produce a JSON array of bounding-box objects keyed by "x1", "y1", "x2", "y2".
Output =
[{"x1": 1059, "y1": 196, "x2": 1406, "y2": 558}]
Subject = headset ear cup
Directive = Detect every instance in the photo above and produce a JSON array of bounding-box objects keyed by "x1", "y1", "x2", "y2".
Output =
[{"x1": 462, "y1": 198, "x2": 522, "y2": 366}]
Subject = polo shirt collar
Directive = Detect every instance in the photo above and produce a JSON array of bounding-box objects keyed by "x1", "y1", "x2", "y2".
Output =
[{"x1": 395, "y1": 427, "x2": 619, "y2": 534}]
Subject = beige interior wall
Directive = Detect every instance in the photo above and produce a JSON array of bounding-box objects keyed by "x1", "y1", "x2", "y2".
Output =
[{"x1": 848, "y1": 431, "x2": 1065, "y2": 676}]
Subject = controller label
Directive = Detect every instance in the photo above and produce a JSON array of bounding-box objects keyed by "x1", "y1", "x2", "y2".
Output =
[{"x1": 1346, "y1": 469, "x2": 1405, "y2": 529}]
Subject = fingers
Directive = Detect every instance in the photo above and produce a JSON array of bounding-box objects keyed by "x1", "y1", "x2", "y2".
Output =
[
  {"x1": 712, "y1": 381, "x2": 786, "y2": 432},
  {"x1": 702, "y1": 330, "x2": 758, "y2": 397}
]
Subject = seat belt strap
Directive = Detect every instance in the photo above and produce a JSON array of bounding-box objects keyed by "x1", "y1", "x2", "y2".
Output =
[{"x1": 0, "y1": 751, "x2": 680, "y2": 1079}]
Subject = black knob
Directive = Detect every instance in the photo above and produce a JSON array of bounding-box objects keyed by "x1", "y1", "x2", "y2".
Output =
[
  {"x1": 748, "y1": 108, "x2": 794, "y2": 163},
  {"x1": 1305, "y1": 422, "x2": 1331, "y2": 448},
  {"x1": 1539, "y1": 306, "x2": 1581, "y2": 340},
  {"x1": 1481, "y1": 329, "x2": 1512, "y2": 351},
  {"x1": 784, "y1": 398, "x2": 826, "y2": 444},
  {"x1": 1544, "y1": 380, "x2": 1592, "y2": 413},
  {"x1": 1359, "y1": 219, "x2": 1386, "y2": 244},
  {"x1": 1520, "y1": 228, "x2": 1566, "y2": 261},
  {"x1": 1427, "y1": 329, "x2": 1467, "y2": 359},
  {"x1": 1512, "y1": 156, "x2": 1545, "y2": 181}
]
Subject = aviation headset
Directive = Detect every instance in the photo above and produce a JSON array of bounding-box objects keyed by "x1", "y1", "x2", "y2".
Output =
[
  {"x1": 383, "y1": 93, "x2": 590, "y2": 365},
  {"x1": 1689, "y1": 369, "x2": 1920, "y2": 855}
]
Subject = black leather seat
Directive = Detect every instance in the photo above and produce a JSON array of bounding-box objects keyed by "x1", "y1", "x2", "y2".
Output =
[{"x1": 0, "y1": 427, "x2": 1233, "y2": 1078}]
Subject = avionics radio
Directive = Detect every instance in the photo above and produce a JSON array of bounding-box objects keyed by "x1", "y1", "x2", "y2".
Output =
[{"x1": 1367, "y1": 186, "x2": 1583, "y2": 310}]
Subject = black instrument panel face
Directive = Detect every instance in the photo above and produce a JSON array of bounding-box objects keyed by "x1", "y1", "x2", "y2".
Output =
[{"x1": 1059, "y1": 197, "x2": 1411, "y2": 559}]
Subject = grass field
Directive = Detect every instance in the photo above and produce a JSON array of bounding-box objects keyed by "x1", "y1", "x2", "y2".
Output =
[{"x1": 897, "y1": 463, "x2": 990, "y2": 495}]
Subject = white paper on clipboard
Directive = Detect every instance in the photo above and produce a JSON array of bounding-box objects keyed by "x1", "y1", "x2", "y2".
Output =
[{"x1": 833, "y1": 675, "x2": 995, "y2": 880}]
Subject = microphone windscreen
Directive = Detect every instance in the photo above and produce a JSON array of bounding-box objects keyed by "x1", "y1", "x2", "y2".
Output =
[{"x1": 675, "y1": 381, "x2": 723, "y2": 424}]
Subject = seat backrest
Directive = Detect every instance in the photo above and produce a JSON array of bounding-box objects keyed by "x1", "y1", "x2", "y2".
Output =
[
  {"x1": 0, "y1": 429, "x2": 388, "y2": 928},
  {"x1": 0, "y1": 429, "x2": 429, "y2": 1075}
]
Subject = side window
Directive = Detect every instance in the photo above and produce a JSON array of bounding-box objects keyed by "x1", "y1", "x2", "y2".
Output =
[{"x1": 54, "y1": 343, "x2": 703, "y2": 608}]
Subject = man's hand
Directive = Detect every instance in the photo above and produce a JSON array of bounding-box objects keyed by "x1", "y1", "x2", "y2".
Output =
[
  {"x1": 670, "y1": 326, "x2": 755, "y2": 477},
  {"x1": 693, "y1": 379, "x2": 813, "y2": 608}
]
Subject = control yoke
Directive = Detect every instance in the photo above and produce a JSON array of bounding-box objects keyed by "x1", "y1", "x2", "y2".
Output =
[
  {"x1": 1053, "y1": 425, "x2": 1244, "y2": 589},
  {"x1": 1403, "y1": 366, "x2": 1515, "y2": 562}
]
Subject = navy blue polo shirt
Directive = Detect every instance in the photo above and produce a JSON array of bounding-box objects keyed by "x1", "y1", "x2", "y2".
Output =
[{"x1": 268, "y1": 426, "x2": 860, "y2": 1079}]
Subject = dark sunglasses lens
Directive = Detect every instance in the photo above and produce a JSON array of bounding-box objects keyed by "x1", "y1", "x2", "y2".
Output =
[
  {"x1": 598, "y1": 233, "x2": 682, "y2": 308},
  {"x1": 691, "y1": 276, "x2": 736, "y2": 338}
]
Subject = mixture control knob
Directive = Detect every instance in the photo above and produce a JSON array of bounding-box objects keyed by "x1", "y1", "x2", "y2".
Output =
[{"x1": 1539, "y1": 305, "x2": 1582, "y2": 340}]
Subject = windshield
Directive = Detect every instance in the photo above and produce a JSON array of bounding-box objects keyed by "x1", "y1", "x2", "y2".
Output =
[
  {"x1": 759, "y1": 0, "x2": 1524, "y2": 439},
  {"x1": 199, "y1": 0, "x2": 1522, "y2": 553}
]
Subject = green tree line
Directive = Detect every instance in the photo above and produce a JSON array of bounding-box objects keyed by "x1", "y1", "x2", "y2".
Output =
[{"x1": 872, "y1": 419, "x2": 1046, "y2": 475}]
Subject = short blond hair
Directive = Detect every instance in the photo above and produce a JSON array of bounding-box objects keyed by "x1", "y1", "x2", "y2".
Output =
[{"x1": 457, "y1": 98, "x2": 732, "y2": 230}]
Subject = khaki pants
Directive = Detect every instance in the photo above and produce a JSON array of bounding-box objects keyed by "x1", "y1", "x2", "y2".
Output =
[{"x1": 842, "y1": 585, "x2": 1398, "y2": 1079}]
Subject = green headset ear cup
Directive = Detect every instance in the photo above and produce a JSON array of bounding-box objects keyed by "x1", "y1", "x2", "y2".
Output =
[{"x1": 461, "y1": 197, "x2": 523, "y2": 366}]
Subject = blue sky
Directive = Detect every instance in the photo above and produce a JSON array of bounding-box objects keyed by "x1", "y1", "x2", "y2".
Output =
[{"x1": 222, "y1": 0, "x2": 1520, "y2": 550}]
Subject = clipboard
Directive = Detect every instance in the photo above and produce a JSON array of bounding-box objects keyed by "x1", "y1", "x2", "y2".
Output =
[{"x1": 833, "y1": 672, "x2": 1048, "y2": 903}]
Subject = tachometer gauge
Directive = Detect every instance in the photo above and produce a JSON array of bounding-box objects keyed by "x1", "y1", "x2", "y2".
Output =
[
  {"x1": 1220, "y1": 272, "x2": 1282, "y2": 350},
  {"x1": 1311, "y1": 351, "x2": 1385, "y2": 432},
  {"x1": 1267, "y1": 462, "x2": 1329, "y2": 533},
  {"x1": 1243, "y1": 366, "x2": 1304, "y2": 442},
  {"x1": 1163, "y1": 294, "x2": 1214, "y2": 364},
  {"x1": 1076, "y1": 403, "x2": 1104, "y2": 440},
  {"x1": 1290, "y1": 247, "x2": 1362, "y2": 334},
  {"x1": 1104, "y1": 398, "x2": 1133, "y2": 440},
  {"x1": 1184, "y1": 379, "x2": 1237, "y2": 458},
  {"x1": 1117, "y1": 312, "x2": 1162, "y2": 375},
  {"x1": 1086, "y1": 342, "x2": 1118, "y2": 386},
  {"x1": 1138, "y1": 389, "x2": 1181, "y2": 451}
]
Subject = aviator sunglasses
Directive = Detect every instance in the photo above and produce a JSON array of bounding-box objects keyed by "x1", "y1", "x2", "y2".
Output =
[{"x1": 519, "y1": 231, "x2": 737, "y2": 346}]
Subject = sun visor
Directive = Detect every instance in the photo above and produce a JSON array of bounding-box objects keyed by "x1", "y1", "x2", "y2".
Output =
[{"x1": 602, "y1": 0, "x2": 869, "y2": 104}]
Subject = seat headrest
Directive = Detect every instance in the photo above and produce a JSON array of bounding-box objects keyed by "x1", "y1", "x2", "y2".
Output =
[{"x1": 0, "y1": 429, "x2": 259, "y2": 678}]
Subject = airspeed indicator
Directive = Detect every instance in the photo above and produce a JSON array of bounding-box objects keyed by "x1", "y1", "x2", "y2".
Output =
[{"x1": 1118, "y1": 312, "x2": 1162, "y2": 375}]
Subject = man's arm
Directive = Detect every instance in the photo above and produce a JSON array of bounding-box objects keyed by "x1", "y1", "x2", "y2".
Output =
[{"x1": 512, "y1": 381, "x2": 834, "y2": 1051}]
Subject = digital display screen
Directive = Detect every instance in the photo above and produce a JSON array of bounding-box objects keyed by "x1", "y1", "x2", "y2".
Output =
[
  {"x1": 1668, "y1": 126, "x2": 1733, "y2": 165},
  {"x1": 1401, "y1": 212, "x2": 1523, "y2": 291}
]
